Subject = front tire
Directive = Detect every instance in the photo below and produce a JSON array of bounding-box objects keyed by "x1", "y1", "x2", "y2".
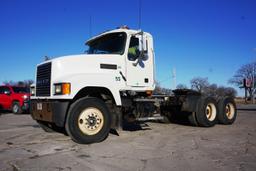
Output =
[
  {"x1": 12, "y1": 102, "x2": 22, "y2": 114},
  {"x1": 195, "y1": 97, "x2": 218, "y2": 127},
  {"x1": 217, "y1": 97, "x2": 237, "y2": 125},
  {"x1": 65, "y1": 97, "x2": 111, "y2": 144}
]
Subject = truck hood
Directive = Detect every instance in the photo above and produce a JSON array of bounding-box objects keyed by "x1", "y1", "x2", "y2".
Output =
[{"x1": 47, "y1": 54, "x2": 123, "y2": 82}]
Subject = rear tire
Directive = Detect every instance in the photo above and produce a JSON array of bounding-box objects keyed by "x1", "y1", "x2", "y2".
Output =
[
  {"x1": 65, "y1": 97, "x2": 111, "y2": 144},
  {"x1": 12, "y1": 102, "x2": 22, "y2": 114},
  {"x1": 188, "y1": 112, "x2": 199, "y2": 126},
  {"x1": 195, "y1": 97, "x2": 218, "y2": 127},
  {"x1": 217, "y1": 97, "x2": 237, "y2": 125}
]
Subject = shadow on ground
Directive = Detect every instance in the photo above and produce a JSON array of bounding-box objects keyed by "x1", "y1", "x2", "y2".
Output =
[
  {"x1": 0, "y1": 110, "x2": 30, "y2": 115},
  {"x1": 110, "y1": 112, "x2": 193, "y2": 136}
]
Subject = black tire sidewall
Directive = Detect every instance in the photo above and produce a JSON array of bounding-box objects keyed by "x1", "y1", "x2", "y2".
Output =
[
  {"x1": 188, "y1": 112, "x2": 199, "y2": 126},
  {"x1": 66, "y1": 97, "x2": 111, "y2": 144},
  {"x1": 196, "y1": 97, "x2": 218, "y2": 127},
  {"x1": 217, "y1": 97, "x2": 237, "y2": 125}
]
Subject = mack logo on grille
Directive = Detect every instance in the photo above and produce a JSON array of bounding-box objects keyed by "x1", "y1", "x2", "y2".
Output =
[
  {"x1": 36, "y1": 62, "x2": 51, "y2": 96},
  {"x1": 37, "y1": 78, "x2": 50, "y2": 86}
]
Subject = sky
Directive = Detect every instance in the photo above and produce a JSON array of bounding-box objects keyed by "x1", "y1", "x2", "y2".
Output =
[{"x1": 0, "y1": 0, "x2": 256, "y2": 96}]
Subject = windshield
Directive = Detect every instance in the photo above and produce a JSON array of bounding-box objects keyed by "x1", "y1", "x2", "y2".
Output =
[
  {"x1": 12, "y1": 87, "x2": 29, "y2": 93},
  {"x1": 87, "y1": 32, "x2": 126, "y2": 55}
]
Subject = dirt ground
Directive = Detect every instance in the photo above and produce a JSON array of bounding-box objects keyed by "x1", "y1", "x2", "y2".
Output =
[{"x1": 0, "y1": 109, "x2": 256, "y2": 171}]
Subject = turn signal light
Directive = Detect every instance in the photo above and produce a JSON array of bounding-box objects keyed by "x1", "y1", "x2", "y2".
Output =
[
  {"x1": 62, "y1": 83, "x2": 71, "y2": 95},
  {"x1": 54, "y1": 83, "x2": 71, "y2": 95}
]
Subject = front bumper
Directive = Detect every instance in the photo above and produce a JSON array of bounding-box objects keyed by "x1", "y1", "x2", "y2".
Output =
[{"x1": 31, "y1": 100, "x2": 69, "y2": 127}]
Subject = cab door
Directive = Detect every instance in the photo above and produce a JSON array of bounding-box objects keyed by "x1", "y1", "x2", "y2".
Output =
[
  {"x1": 0, "y1": 86, "x2": 12, "y2": 109},
  {"x1": 125, "y1": 34, "x2": 154, "y2": 88}
]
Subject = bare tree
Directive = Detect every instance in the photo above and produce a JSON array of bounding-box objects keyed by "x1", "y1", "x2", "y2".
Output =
[
  {"x1": 220, "y1": 87, "x2": 237, "y2": 98},
  {"x1": 229, "y1": 61, "x2": 256, "y2": 99},
  {"x1": 190, "y1": 78, "x2": 237, "y2": 97},
  {"x1": 204, "y1": 83, "x2": 218, "y2": 96},
  {"x1": 208, "y1": 85, "x2": 237, "y2": 98},
  {"x1": 176, "y1": 84, "x2": 188, "y2": 89},
  {"x1": 190, "y1": 77, "x2": 209, "y2": 93},
  {"x1": 23, "y1": 80, "x2": 34, "y2": 87},
  {"x1": 3, "y1": 80, "x2": 16, "y2": 86}
]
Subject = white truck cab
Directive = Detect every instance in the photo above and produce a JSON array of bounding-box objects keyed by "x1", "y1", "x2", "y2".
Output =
[
  {"x1": 31, "y1": 28, "x2": 154, "y2": 104},
  {"x1": 31, "y1": 27, "x2": 237, "y2": 144}
]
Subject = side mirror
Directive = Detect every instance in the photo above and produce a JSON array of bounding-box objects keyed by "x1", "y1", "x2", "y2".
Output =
[
  {"x1": 136, "y1": 34, "x2": 147, "y2": 52},
  {"x1": 4, "y1": 91, "x2": 11, "y2": 95},
  {"x1": 133, "y1": 35, "x2": 148, "y2": 66}
]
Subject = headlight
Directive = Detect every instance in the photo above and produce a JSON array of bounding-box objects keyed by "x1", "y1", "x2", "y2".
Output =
[
  {"x1": 30, "y1": 87, "x2": 35, "y2": 96},
  {"x1": 23, "y1": 95, "x2": 28, "y2": 99},
  {"x1": 55, "y1": 84, "x2": 62, "y2": 94},
  {"x1": 54, "y1": 83, "x2": 71, "y2": 95}
]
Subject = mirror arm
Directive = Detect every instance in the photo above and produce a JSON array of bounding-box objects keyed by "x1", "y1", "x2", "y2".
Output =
[{"x1": 132, "y1": 51, "x2": 144, "y2": 66}]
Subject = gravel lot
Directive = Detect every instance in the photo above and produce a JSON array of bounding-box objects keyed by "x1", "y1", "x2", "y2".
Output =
[{"x1": 0, "y1": 109, "x2": 256, "y2": 171}]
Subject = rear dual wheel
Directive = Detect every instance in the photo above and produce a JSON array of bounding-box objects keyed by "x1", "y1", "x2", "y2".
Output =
[
  {"x1": 217, "y1": 97, "x2": 237, "y2": 125},
  {"x1": 195, "y1": 97, "x2": 218, "y2": 127},
  {"x1": 188, "y1": 96, "x2": 237, "y2": 127}
]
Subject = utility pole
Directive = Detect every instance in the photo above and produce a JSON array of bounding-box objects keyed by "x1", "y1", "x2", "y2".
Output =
[
  {"x1": 253, "y1": 59, "x2": 255, "y2": 104},
  {"x1": 253, "y1": 48, "x2": 256, "y2": 104},
  {"x1": 172, "y1": 68, "x2": 176, "y2": 90}
]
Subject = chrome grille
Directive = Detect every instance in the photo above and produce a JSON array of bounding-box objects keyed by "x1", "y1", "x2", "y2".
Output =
[{"x1": 36, "y1": 62, "x2": 51, "y2": 96}]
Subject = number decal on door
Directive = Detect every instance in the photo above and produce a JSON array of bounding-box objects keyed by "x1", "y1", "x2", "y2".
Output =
[{"x1": 115, "y1": 77, "x2": 121, "y2": 81}]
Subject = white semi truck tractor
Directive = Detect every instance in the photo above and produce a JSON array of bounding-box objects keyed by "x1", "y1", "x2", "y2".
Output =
[{"x1": 30, "y1": 27, "x2": 237, "y2": 144}]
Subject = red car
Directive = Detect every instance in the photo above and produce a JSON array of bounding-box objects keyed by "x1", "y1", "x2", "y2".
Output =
[{"x1": 0, "y1": 85, "x2": 30, "y2": 114}]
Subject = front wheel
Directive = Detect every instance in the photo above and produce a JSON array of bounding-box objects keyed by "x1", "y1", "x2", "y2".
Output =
[{"x1": 65, "y1": 97, "x2": 111, "y2": 144}]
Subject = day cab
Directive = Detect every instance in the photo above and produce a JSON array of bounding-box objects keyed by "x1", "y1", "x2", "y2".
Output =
[{"x1": 30, "y1": 27, "x2": 237, "y2": 144}]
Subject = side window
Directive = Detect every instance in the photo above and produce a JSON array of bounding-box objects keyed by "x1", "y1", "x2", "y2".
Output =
[
  {"x1": 0, "y1": 87, "x2": 11, "y2": 95},
  {"x1": 0, "y1": 87, "x2": 4, "y2": 94},
  {"x1": 4, "y1": 87, "x2": 11, "y2": 94},
  {"x1": 128, "y1": 36, "x2": 139, "y2": 61}
]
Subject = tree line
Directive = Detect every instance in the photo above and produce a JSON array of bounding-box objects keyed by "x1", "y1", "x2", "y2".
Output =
[
  {"x1": 2, "y1": 80, "x2": 34, "y2": 88},
  {"x1": 155, "y1": 77, "x2": 237, "y2": 98},
  {"x1": 228, "y1": 61, "x2": 256, "y2": 100}
]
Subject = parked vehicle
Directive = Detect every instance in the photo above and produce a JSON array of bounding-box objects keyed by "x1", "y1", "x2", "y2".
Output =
[
  {"x1": 30, "y1": 27, "x2": 237, "y2": 144},
  {"x1": 0, "y1": 85, "x2": 30, "y2": 114}
]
